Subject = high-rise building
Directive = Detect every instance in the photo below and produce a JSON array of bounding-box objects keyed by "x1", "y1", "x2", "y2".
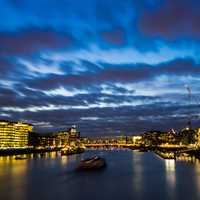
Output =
[{"x1": 0, "y1": 120, "x2": 33, "y2": 149}]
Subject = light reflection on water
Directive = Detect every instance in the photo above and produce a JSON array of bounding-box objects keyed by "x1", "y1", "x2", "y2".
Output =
[
  {"x1": 165, "y1": 159, "x2": 176, "y2": 199},
  {"x1": 194, "y1": 158, "x2": 200, "y2": 199},
  {"x1": 132, "y1": 151, "x2": 143, "y2": 198},
  {"x1": 0, "y1": 151, "x2": 200, "y2": 200},
  {"x1": 0, "y1": 155, "x2": 28, "y2": 200}
]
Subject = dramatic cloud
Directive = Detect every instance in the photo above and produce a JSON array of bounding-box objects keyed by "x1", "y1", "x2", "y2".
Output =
[
  {"x1": 0, "y1": 0, "x2": 200, "y2": 135},
  {"x1": 0, "y1": 28, "x2": 73, "y2": 56},
  {"x1": 139, "y1": 0, "x2": 200, "y2": 40},
  {"x1": 21, "y1": 58, "x2": 200, "y2": 91}
]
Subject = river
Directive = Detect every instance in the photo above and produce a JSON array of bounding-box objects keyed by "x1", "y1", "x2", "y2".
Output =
[{"x1": 0, "y1": 150, "x2": 200, "y2": 200}]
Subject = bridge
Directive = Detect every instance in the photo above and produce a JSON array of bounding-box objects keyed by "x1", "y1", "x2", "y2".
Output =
[
  {"x1": 81, "y1": 136, "x2": 197, "y2": 151},
  {"x1": 82, "y1": 136, "x2": 141, "y2": 148},
  {"x1": 83, "y1": 143, "x2": 141, "y2": 149}
]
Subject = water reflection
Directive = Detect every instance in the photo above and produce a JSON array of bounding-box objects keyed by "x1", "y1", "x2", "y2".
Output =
[
  {"x1": 132, "y1": 151, "x2": 143, "y2": 199},
  {"x1": 60, "y1": 155, "x2": 69, "y2": 165},
  {"x1": 2, "y1": 152, "x2": 200, "y2": 200},
  {"x1": 165, "y1": 159, "x2": 176, "y2": 191},
  {"x1": 177, "y1": 155, "x2": 197, "y2": 163},
  {"x1": 192, "y1": 157, "x2": 200, "y2": 199},
  {"x1": 164, "y1": 155, "x2": 200, "y2": 200},
  {"x1": 0, "y1": 155, "x2": 28, "y2": 200},
  {"x1": 165, "y1": 159, "x2": 176, "y2": 172}
]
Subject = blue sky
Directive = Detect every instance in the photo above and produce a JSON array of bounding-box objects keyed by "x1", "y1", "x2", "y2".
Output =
[{"x1": 0, "y1": 0, "x2": 200, "y2": 135}]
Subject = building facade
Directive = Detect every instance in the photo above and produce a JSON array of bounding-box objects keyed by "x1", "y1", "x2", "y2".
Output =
[
  {"x1": 29, "y1": 126, "x2": 80, "y2": 148},
  {"x1": 195, "y1": 128, "x2": 200, "y2": 148},
  {"x1": 0, "y1": 120, "x2": 33, "y2": 149}
]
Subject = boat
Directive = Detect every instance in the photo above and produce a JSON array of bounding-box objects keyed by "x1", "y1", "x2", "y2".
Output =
[{"x1": 76, "y1": 156, "x2": 106, "y2": 170}]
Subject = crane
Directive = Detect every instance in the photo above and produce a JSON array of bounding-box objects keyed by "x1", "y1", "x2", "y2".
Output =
[
  {"x1": 184, "y1": 85, "x2": 200, "y2": 129},
  {"x1": 185, "y1": 85, "x2": 192, "y2": 129}
]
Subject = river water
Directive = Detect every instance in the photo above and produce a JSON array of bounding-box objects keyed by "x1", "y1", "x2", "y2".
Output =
[{"x1": 0, "y1": 150, "x2": 200, "y2": 200}]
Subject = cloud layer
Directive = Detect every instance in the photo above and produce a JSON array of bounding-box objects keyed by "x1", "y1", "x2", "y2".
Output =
[{"x1": 0, "y1": 0, "x2": 200, "y2": 135}]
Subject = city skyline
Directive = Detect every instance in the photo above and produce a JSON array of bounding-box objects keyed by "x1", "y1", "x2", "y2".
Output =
[{"x1": 1, "y1": 0, "x2": 200, "y2": 135}]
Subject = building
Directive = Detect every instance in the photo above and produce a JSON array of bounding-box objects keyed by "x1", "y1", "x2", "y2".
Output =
[
  {"x1": 29, "y1": 132, "x2": 68, "y2": 148},
  {"x1": 178, "y1": 127, "x2": 196, "y2": 145},
  {"x1": 194, "y1": 128, "x2": 200, "y2": 148},
  {"x1": 68, "y1": 126, "x2": 80, "y2": 139},
  {"x1": 0, "y1": 120, "x2": 33, "y2": 149},
  {"x1": 29, "y1": 126, "x2": 80, "y2": 148},
  {"x1": 132, "y1": 136, "x2": 142, "y2": 145}
]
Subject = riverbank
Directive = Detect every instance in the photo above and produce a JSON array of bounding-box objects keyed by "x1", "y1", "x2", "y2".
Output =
[
  {"x1": 61, "y1": 147, "x2": 85, "y2": 155},
  {"x1": 154, "y1": 148, "x2": 200, "y2": 160},
  {"x1": 0, "y1": 147, "x2": 62, "y2": 156},
  {"x1": 154, "y1": 150, "x2": 176, "y2": 159},
  {"x1": 0, "y1": 146, "x2": 86, "y2": 156}
]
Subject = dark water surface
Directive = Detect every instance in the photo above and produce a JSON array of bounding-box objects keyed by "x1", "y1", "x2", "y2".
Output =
[{"x1": 0, "y1": 150, "x2": 200, "y2": 200}]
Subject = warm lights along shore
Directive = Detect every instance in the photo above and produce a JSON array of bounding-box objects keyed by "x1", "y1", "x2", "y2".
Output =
[{"x1": 0, "y1": 119, "x2": 200, "y2": 160}]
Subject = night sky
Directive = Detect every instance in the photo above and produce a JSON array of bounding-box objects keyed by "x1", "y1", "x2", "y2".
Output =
[{"x1": 0, "y1": 0, "x2": 200, "y2": 136}]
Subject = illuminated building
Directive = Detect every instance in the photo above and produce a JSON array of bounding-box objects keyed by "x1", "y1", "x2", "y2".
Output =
[
  {"x1": 54, "y1": 131, "x2": 70, "y2": 147},
  {"x1": 68, "y1": 126, "x2": 80, "y2": 139},
  {"x1": 29, "y1": 126, "x2": 80, "y2": 148},
  {"x1": 0, "y1": 120, "x2": 33, "y2": 149},
  {"x1": 195, "y1": 128, "x2": 200, "y2": 148},
  {"x1": 132, "y1": 136, "x2": 142, "y2": 145},
  {"x1": 29, "y1": 132, "x2": 61, "y2": 148}
]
